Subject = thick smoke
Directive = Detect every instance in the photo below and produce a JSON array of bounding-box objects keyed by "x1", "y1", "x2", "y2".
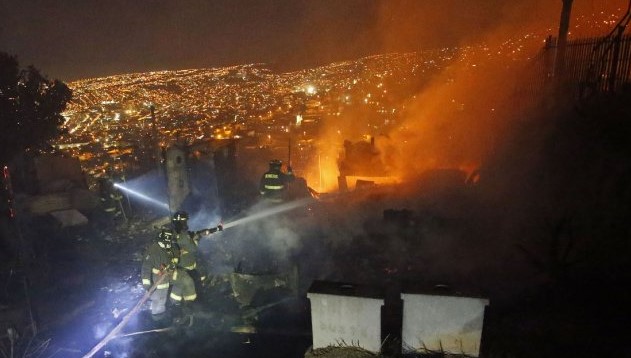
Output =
[
  {"x1": 308, "y1": 0, "x2": 628, "y2": 187},
  {"x1": 198, "y1": 200, "x2": 308, "y2": 275}
]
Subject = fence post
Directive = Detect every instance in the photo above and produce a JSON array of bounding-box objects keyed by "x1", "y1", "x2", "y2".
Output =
[
  {"x1": 608, "y1": 25, "x2": 625, "y2": 93},
  {"x1": 554, "y1": 0, "x2": 574, "y2": 81}
]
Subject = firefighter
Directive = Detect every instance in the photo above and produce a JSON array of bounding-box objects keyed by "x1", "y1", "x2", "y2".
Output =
[
  {"x1": 97, "y1": 177, "x2": 124, "y2": 219},
  {"x1": 259, "y1": 159, "x2": 294, "y2": 202},
  {"x1": 141, "y1": 230, "x2": 177, "y2": 319},
  {"x1": 171, "y1": 211, "x2": 222, "y2": 296},
  {"x1": 142, "y1": 228, "x2": 200, "y2": 325}
]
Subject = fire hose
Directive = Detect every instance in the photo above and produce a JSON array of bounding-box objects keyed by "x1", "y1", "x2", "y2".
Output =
[{"x1": 82, "y1": 270, "x2": 170, "y2": 358}]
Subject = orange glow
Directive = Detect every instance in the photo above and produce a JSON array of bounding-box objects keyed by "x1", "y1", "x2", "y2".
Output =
[
  {"x1": 78, "y1": 153, "x2": 94, "y2": 161},
  {"x1": 303, "y1": 149, "x2": 340, "y2": 193},
  {"x1": 107, "y1": 147, "x2": 133, "y2": 156},
  {"x1": 58, "y1": 1, "x2": 629, "y2": 192},
  {"x1": 344, "y1": 176, "x2": 401, "y2": 191},
  {"x1": 303, "y1": 1, "x2": 631, "y2": 192}
]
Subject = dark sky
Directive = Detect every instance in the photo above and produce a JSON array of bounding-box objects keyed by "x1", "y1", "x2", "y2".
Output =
[{"x1": 0, "y1": 0, "x2": 624, "y2": 81}]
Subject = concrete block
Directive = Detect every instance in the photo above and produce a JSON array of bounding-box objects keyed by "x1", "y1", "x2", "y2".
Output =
[
  {"x1": 49, "y1": 209, "x2": 89, "y2": 227},
  {"x1": 307, "y1": 281, "x2": 384, "y2": 353},
  {"x1": 26, "y1": 192, "x2": 72, "y2": 214},
  {"x1": 401, "y1": 293, "x2": 489, "y2": 357}
]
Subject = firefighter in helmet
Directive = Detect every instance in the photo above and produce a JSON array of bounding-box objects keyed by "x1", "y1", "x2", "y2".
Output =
[
  {"x1": 140, "y1": 230, "x2": 183, "y2": 319},
  {"x1": 97, "y1": 177, "x2": 124, "y2": 218},
  {"x1": 259, "y1": 159, "x2": 295, "y2": 203},
  {"x1": 171, "y1": 210, "x2": 222, "y2": 296},
  {"x1": 141, "y1": 228, "x2": 202, "y2": 325}
]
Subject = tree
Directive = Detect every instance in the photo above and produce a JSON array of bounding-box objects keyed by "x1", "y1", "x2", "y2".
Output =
[{"x1": 0, "y1": 52, "x2": 72, "y2": 165}]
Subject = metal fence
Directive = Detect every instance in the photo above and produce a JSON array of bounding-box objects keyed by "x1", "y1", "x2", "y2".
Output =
[
  {"x1": 527, "y1": 32, "x2": 631, "y2": 98},
  {"x1": 511, "y1": 33, "x2": 631, "y2": 110},
  {"x1": 566, "y1": 33, "x2": 631, "y2": 96}
]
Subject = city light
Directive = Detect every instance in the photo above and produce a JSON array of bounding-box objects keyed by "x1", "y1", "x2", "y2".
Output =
[
  {"x1": 57, "y1": 7, "x2": 624, "y2": 188},
  {"x1": 305, "y1": 84, "x2": 316, "y2": 95}
]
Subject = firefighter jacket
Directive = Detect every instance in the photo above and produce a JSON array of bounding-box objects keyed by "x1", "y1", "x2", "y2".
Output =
[
  {"x1": 175, "y1": 231, "x2": 202, "y2": 271},
  {"x1": 141, "y1": 243, "x2": 180, "y2": 290},
  {"x1": 259, "y1": 169, "x2": 295, "y2": 201},
  {"x1": 100, "y1": 187, "x2": 123, "y2": 214},
  {"x1": 175, "y1": 227, "x2": 221, "y2": 271}
]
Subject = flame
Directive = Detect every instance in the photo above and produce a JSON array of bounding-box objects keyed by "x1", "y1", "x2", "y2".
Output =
[
  {"x1": 343, "y1": 176, "x2": 401, "y2": 191},
  {"x1": 303, "y1": 146, "x2": 341, "y2": 193}
]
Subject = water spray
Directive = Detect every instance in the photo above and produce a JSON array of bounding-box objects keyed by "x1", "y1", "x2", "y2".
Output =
[
  {"x1": 221, "y1": 197, "x2": 314, "y2": 230},
  {"x1": 218, "y1": 188, "x2": 355, "y2": 230},
  {"x1": 113, "y1": 183, "x2": 170, "y2": 211}
]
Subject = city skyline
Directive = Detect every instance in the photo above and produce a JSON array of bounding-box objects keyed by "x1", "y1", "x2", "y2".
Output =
[{"x1": 2, "y1": 0, "x2": 626, "y2": 81}]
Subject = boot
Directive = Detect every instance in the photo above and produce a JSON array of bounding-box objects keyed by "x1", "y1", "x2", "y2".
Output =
[
  {"x1": 172, "y1": 303, "x2": 194, "y2": 327},
  {"x1": 150, "y1": 310, "x2": 172, "y2": 328}
]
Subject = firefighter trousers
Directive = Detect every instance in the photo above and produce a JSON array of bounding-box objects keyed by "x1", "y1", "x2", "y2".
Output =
[
  {"x1": 169, "y1": 269, "x2": 197, "y2": 303},
  {"x1": 150, "y1": 287, "x2": 169, "y2": 316}
]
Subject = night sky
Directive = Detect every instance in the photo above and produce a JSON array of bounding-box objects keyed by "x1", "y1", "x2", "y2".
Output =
[{"x1": 0, "y1": 0, "x2": 624, "y2": 81}]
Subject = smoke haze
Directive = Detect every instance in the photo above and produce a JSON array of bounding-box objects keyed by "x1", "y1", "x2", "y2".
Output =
[{"x1": 306, "y1": 0, "x2": 629, "y2": 188}]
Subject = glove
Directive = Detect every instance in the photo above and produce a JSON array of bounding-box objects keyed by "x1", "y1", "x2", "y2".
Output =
[
  {"x1": 142, "y1": 278, "x2": 152, "y2": 291},
  {"x1": 202, "y1": 225, "x2": 222, "y2": 235},
  {"x1": 159, "y1": 263, "x2": 175, "y2": 273}
]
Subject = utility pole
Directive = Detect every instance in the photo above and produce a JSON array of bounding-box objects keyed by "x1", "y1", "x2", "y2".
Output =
[
  {"x1": 554, "y1": 0, "x2": 574, "y2": 81},
  {"x1": 149, "y1": 105, "x2": 162, "y2": 174}
]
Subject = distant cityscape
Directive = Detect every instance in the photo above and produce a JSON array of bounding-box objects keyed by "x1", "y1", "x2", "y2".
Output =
[
  {"x1": 56, "y1": 46, "x2": 523, "y2": 182},
  {"x1": 56, "y1": 10, "x2": 621, "y2": 189}
]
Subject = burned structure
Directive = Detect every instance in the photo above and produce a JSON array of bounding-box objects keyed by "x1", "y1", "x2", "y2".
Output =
[
  {"x1": 162, "y1": 141, "x2": 224, "y2": 216},
  {"x1": 337, "y1": 137, "x2": 393, "y2": 191},
  {"x1": 164, "y1": 144, "x2": 191, "y2": 213}
]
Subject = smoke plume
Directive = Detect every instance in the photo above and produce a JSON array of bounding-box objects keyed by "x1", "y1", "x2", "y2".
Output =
[{"x1": 305, "y1": 0, "x2": 628, "y2": 190}]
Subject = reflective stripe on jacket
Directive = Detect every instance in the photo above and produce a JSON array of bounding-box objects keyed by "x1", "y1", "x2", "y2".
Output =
[
  {"x1": 259, "y1": 169, "x2": 294, "y2": 199},
  {"x1": 140, "y1": 243, "x2": 179, "y2": 287}
]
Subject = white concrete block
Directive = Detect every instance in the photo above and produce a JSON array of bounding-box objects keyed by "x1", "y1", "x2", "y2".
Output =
[
  {"x1": 401, "y1": 293, "x2": 489, "y2": 357},
  {"x1": 308, "y1": 281, "x2": 384, "y2": 353}
]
